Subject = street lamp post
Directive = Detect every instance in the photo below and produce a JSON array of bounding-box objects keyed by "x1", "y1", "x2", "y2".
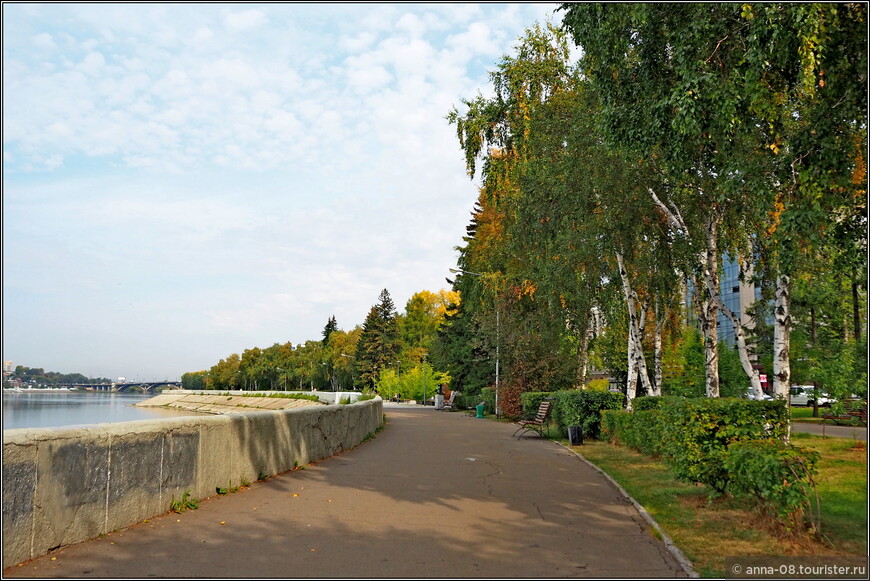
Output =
[
  {"x1": 450, "y1": 268, "x2": 500, "y2": 417},
  {"x1": 422, "y1": 353, "x2": 428, "y2": 407},
  {"x1": 341, "y1": 354, "x2": 356, "y2": 392}
]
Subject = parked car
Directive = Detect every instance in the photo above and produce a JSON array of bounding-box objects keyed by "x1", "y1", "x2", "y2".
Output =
[
  {"x1": 789, "y1": 385, "x2": 832, "y2": 407},
  {"x1": 743, "y1": 389, "x2": 773, "y2": 401}
]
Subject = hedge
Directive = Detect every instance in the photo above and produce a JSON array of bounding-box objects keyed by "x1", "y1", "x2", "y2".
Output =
[
  {"x1": 602, "y1": 397, "x2": 790, "y2": 493},
  {"x1": 521, "y1": 390, "x2": 624, "y2": 440}
]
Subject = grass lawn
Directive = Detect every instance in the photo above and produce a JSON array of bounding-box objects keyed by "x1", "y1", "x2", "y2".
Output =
[
  {"x1": 791, "y1": 405, "x2": 827, "y2": 423},
  {"x1": 570, "y1": 433, "x2": 867, "y2": 578}
]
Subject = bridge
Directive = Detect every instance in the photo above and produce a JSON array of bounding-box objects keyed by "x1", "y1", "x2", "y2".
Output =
[{"x1": 57, "y1": 382, "x2": 182, "y2": 392}]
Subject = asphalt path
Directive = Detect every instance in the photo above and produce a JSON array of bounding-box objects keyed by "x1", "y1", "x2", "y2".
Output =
[
  {"x1": 791, "y1": 420, "x2": 867, "y2": 440},
  {"x1": 3, "y1": 404, "x2": 689, "y2": 579}
]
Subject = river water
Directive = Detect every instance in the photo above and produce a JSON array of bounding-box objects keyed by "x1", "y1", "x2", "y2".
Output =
[{"x1": 2, "y1": 390, "x2": 201, "y2": 430}]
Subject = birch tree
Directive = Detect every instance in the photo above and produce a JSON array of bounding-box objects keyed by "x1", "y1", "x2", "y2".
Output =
[{"x1": 560, "y1": 3, "x2": 866, "y2": 400}]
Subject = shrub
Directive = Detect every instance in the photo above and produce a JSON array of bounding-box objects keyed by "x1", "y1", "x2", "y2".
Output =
[
  {"x1": 602, "y1": 408, "x2": 669, "y2": 457},
  {"x1": 552, "y1": 390, "x2": 624, "y2": 440},
  {"x1": 454, "y1": 392, "x2": 479, "y2": 411},
  {"x1": 724, "y1": 439, "x2": 820, "y2": 532},
  {"x1": 519, "y1": 391, "x2": 554, "y2": 419},
  {"x1": 661, "y1": 398, "x2": 789, "y2": 493},
  {"x1": 631, "y1": 395, "x2": 683, "y2": 411},
  {"x1": 604, "y1": 397, "x2": 791, "y2": 493},
  {"x1": 478, "y1": 387, "x2": 495, "y2": 415},
  {"x1": 586, "y1": 378, "x2": 609, "y2": 391},
  {"x1": 499, "y1": 381, "x2": 527, "y2": 419}
]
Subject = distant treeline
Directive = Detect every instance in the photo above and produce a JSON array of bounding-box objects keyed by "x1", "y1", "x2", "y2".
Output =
[{"x1": 5, "y1": 365, "x2": 112, "y2": 386}]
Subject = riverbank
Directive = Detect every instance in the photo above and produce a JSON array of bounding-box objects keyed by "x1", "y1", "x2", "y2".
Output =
[
  {"x1": 3, "y1": 396, "x2": 384, "y2": 568},
  {"x1": 136, "y1": 392, "x2": 325, "y2": 415}
]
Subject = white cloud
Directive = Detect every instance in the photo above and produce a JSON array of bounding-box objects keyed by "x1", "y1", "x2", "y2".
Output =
[
  {"x1": 76, "y1": 51, "x2": 106, "y2": 76},
  {"x1": 224, "y1": 8, "x2": 267, "y2": 31},
  {"x1": 32, "y1": 32, "x2": 56, "y2": 49},
  {"x1": 192, "y1": 27, "x2": 215, "y2": 44},
  {"x1": 3, "y1": 2, "x2": 564, "y2": 378}
]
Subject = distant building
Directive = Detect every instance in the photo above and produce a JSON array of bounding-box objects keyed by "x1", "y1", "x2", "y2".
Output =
[
  {"x1": 686, "y1": 254, "x2": 772, "y2": 390},
  {"x1": 717, "y1": 255, "x2": 764, "y2": 348}
]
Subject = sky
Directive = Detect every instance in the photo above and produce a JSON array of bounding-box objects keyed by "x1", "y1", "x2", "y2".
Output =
[{"x1": 2, "y1": 2, "x2": 565, "y2": 381}]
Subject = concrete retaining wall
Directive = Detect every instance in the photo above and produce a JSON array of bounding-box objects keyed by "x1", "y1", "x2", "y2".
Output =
[{"x1": 2, "y1": 397, "x2": 383, "y2": 568}]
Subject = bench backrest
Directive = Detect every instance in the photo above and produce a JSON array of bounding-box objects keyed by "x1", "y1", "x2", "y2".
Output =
[{"x1": 534, "y1": 401, "x2": 552, "y2": 422}]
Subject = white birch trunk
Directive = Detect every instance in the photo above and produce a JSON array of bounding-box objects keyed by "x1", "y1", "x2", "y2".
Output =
[
  {"x1": 773, "y1": 275, "x2": 791, "y2": 400},
  {"x1": 650, "y1": 188, "x2": 721, "y2": 397},
  {"x1": 653, "y1": 302, "x2": 664, "y2": 397},
  {"x1": 635, "y1": 305, "x2": 654, "y2": 396},
  {"x1": 698, "y1": 215, "x2": 721, "y2": 398},
  {"x1": 616, "y1": 252, "x2": 654, "y2": 408},
  {"x1": 715, "y1": 298, "x2": 763, "y2": 397},
  {"x1": 576, "y1": 319, "x2": 591, "y2": 388},
  {"x1": 774, "y1": 274, "x2": 791, "y2": 442}
]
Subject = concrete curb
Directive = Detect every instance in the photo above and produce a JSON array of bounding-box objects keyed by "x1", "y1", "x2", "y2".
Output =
[{"x1": 567, "y1": 444, "x2": 700, "y2": 578}]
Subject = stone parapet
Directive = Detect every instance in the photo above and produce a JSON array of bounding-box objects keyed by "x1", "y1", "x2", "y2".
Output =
[{"x1": 2, "y1": 397, "x2": 383, "y2": 568}]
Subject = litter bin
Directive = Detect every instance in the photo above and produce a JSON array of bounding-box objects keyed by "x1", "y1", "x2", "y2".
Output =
[
  {"x1": 567, "y1": 425, "x2": 583, "y2": 445},
  {"x1": 475, "y1": 403, "x2": 485, "y2": 418},
  {"x1": 435, "y1": 394, "x2": 444, "y2": 410}
]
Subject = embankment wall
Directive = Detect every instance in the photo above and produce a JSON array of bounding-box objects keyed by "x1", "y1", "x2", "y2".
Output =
[{"x1": 2, "y1": 397, "x2": 383, "y2": 568}]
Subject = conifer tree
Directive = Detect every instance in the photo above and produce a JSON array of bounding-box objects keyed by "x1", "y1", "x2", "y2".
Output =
[
  {"x1": 355, "y1": 289, "x2": 401, "y2": 390},
  {"x1": 322, "y1": 315, "x2": 338, "y2": 346}
]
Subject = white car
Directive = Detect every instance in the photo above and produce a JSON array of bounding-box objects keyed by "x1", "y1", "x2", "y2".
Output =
[
  {"x1": 789, "y1": 385, "x2": 832, "y2": 407},
  {"x1": 743, "y1": 389, "x2": 773, "y2": 401}
]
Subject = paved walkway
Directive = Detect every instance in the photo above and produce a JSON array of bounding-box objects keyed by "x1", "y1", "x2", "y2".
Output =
[
  {"x1": 3, "y1": 404, "x2": 689, "y2": 579},
  {"x1": 792, "y1": 420, "x2": 866, "y2": 441}
]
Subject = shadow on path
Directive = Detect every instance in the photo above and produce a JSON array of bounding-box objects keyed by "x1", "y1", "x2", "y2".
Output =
[{"x1": 4, "y1": 406, "x2": 688, "y2": 579}]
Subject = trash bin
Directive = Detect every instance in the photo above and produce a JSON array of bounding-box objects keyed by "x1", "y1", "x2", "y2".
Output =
[
  {"x1": 567, "y1": 425, "x2": 583, "y2": 445},
  {"x1": 435, "y1": 394, "x2": 444, "y2": 410},
  {"x1": 475, "y1": 403, "x2": 485, "y2": 418}
]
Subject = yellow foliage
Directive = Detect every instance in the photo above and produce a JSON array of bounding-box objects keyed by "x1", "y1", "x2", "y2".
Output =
[
  {"x1": 522, "y1": 280, "x2": 537, "y2": 298},
  {"x1": 768, "y1": 195, "x2": 785, "y2": 236},
  {"x1": 411, "y1": 289, "x2": 461, "y2": 319}
]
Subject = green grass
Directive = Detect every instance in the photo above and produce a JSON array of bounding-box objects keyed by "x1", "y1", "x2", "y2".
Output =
[
  {"x1": 791, "y1": 433, "x2": 867, "y2": 552},
  {"x1": 572, "y1": 435, "x2": 867, "y2": 577},
  {"x1": 791, "y1": 405, "x2": 827, "y2": 422}
]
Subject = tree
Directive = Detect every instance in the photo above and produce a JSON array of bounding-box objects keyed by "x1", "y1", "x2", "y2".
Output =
[
  {"x1": 559, "y1": 2, "x2": 867, "y2": 401},
  {"x1": 399, "y1": 289, "x2": 460, "y2": 362},
  {"x1": 447, "y1": 22, "x2": 604, "y2": 413},
  {"x1": 430, "y1": 295, "x2": 494, "y2": 397},
  {"x1": 355, "y1": 289, "x2": 401, "y2": 391},
  {"x1": 326, "y1": 327, "x2": 361, "y2": 390},
  {"x1": 322, "y1": 315, "x2": 338, "y2": 346}
]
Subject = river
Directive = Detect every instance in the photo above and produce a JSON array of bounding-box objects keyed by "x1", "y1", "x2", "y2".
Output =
[{"x1": 2, "y1": 390, "x2": 202, "y2": 430}]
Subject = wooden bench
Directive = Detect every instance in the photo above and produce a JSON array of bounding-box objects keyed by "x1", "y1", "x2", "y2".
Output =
[
  {"x1": 821, "y1": 406, "x2": 867, "y2": 438},
  {"x1": 513, "y1": 400, "x2": 553, "y2": 439},
  {"x1": 441, "y1": 391, "x2": 458, "y2": 410},
  {"x1": 822, "y1": 409, "x2": 867, "y2": 427}
]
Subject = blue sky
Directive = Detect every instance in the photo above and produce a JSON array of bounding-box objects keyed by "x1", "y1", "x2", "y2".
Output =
[{"x1": 3, "y1": 3, "x2": 564, "y2": 381}]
